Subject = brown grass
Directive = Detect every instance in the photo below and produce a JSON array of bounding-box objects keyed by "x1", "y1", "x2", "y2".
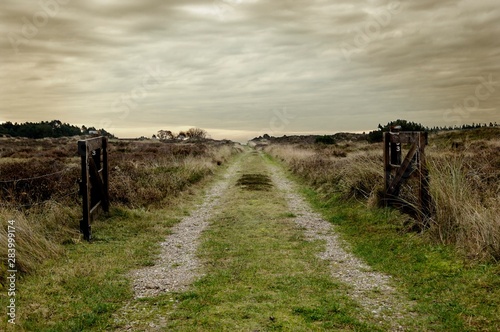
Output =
[
  {"x1": 0, "y1": 207, "x2": 66, "y2": 278},
  {"x1": 265, "y1": 128, "x2": 500, "y2": 262},
  {"x1": 427, "y1": 145, "x2": 500, "y2": 261},
  {"x1": 0, "y1": 137, "x2": 242, "y2": 283}
]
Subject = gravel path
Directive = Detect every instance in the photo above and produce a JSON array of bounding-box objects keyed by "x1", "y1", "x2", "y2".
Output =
[
  {"x1": 129, "y1": 160, "x2": 240, "y2": 298},
  {"x1": 121, "y1": 152, "x2": 417, "y2": 330},
  {"x1": 267, "y1": 162, "x2": 416, "y2": 331}
]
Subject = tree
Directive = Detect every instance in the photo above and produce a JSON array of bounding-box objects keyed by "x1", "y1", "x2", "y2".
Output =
[
  {"x1": 99, "y1": 128, "x2": 115, "y2": 138},
  {"x1": 157, "y1": 130, "x2": 174, "y2": 140},
  {"x1": 157, "y1": 130, "x2": 167, "y2": 140},
  {"x1": 367, "y1": 119, "x2": 428, "y2": 143},
  {"x1": 0, "y1": 120, "x2": 109, "y2": 138},
  {"x1": 186, "y1": 127, "x2": 207, "y2": 140}
]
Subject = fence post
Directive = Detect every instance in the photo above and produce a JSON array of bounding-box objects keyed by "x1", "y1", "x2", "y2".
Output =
[
  {"x1": 418, "y1": 132, "x2": 431, "y2": 229},
  {"x1": 383, "y1": 132, "x2": 392, "y2": 204},
  {"x1": 78, "y1": 136, "x2": 109, "y2": 241},
  {"x1": 102, "y1": 137, "x2": 110, "y2": 213},
  {"x1": 383, "y1": 131, "x2": 430, "y2": 226},
  {"x1": 390, "y1": 126, "x2": 402, "y2": 166}
]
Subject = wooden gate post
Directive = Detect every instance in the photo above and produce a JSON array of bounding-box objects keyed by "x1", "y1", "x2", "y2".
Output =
[
  {"x1": 384, "y1": 131, "x2": 430, "y2": 229},
  {"x1": 418, "y1": 132, "x2": 430, "y2": 228},
  {"x1": 384, "y1": 132, "x2": 392, "y2": 200},
  {"x1": 78, "y1": 136, "x2": 109, "y2": 241}
]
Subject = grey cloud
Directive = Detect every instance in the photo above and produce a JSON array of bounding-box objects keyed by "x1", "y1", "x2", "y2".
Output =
[
  {"x1": 1, "y1": 0, "x2": 499, "y2": 139},
  {"x1": 406, "y1": 0, "x2": 460, "y2": 12}
]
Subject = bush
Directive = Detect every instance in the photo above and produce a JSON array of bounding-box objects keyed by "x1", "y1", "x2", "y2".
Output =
[
  {"x1": 367, "y1": 130, "x2": 383, "y2": 143},
  {"x1": 315, "y1": 135, "x2": 336, "y2": 145}
]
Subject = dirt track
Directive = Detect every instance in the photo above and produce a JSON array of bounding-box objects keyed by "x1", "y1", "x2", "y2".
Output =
[{"x1": 119, "y1": 150, "x2": 417, "y2": 330}]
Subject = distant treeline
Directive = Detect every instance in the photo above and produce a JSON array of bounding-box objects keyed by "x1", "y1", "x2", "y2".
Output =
[
  {"x1": 368, "y1": 119, "x2": 499, "y2": 143},
  {"x1": 0, "y1": 120, "x2": 114, "y2": 139}
]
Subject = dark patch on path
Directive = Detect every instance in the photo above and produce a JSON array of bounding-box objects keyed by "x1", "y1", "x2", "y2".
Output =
[{"x1": 236, "y1": 173, "x2": 273, "y2": 191}]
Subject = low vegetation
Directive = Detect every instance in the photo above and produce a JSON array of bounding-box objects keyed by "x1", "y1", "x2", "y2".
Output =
[
  {"x1": 116, "y1": 150, "x2": 382, "y2": 331},
  {"x1": 262, "y1": 127, "x2": 500, "y2": 330},
  {"x1": 1, "y1": 123, "x2": 498, "y2": 330},
  {"x1": 265, "y1": 127, "x2": 500, "y2": 262},
  {"x1": 298, "y1": 188, "x2": 500, "y2": 331},
  {"x1": 0, "y1": 137, "x2": 242, "y2": 284}
]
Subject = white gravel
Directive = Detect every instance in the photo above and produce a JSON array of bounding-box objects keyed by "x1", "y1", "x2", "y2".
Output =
[{"x1": 267, "y1": 163, "x2": 416, "y2": 331}]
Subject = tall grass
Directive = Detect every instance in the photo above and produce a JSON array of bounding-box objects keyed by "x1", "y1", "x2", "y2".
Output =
[
  {"x1": 428, "y1": 153, "x2": 500, "y2": 261},
  {"x1": 266, "y1": 145, "x2": 383, "y2": 201},
  {"x1": 265, "y1": 130, "x2": 500, "y2": 262},
  {"x1": 0, "y1": 207, "x2": 65, "y2": 278}
]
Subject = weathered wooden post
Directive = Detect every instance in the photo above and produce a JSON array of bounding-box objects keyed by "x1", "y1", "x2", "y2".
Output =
[
  {"x1": 384, "y1": 131, "x2": 430, "y2": 229},
  {"x1": 78, "y1": 136, "x2": 109, "y2": 241},
  {"x1": 384, "y1": 131, "x2": 391, "y2": 200},
  {"x1": 390, "y1": 125, "x2": 402, "y2": 166},
  {"x1": 418, "y1": 132, "x2": 430, "y2": 228}
]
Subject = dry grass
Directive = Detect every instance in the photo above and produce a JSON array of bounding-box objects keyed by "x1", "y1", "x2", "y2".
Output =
[
  {"x1": 0, "y1": 207, "x2": 65, "y2": 278},
  {"x1": 427, "y1": 148, "x2": 500, "y2": 261},
  {"x1": 265, "y1": 128, "x2": 500, "y2": 262},
  {"x1": 0, "y1": 138, "x2": 242, "y2": 284},
  {"x1": 108, "y1": 143, "x2": 239, "y2": 208},
  {"x1": 266, "y1": 144, "x2": 383, "y2": 201}
]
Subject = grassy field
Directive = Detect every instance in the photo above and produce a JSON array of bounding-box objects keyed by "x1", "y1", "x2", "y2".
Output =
[
  {"x1": 1, "y1": 128, "x2": 499, "y2": 331},
  {"x1": 152, "y1": 151, "x2": 379, "y2": 331},
  {"x1": 265, "y1": 127, "x2": 500, "y2": 262},
  {"x1": 264, "y1": 127, "x2": 500, "y2": 330},
  {"x1": 1, "y1": 150, "x2": 375, "y2": 331},
  {"x1": 0, "y1": 137, "x2": 242, "y2": 330},
  {"x1": 295, "y1": 188, "x2": 500, "y2": 331}
]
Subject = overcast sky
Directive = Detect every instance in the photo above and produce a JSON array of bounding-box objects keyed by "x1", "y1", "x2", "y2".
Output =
[{"x1": 1, "y1": 0, "x2": 499, "y2": 141}]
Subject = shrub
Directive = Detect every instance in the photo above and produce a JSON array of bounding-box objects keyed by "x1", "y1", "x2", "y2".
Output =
[{"x1": 315, "y1": 135, "x2": 336, "y2": 145}]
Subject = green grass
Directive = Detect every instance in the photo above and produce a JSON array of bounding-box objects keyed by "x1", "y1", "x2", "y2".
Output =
[
  {"x1": 298, "y1": 186, "x2": 500, "y2": 331},
  {"x1": 5, "y1": 148, "x2": 498, "y2": 331},
  {"x1": 0, "y1": 153, "x2": 239, "y2": 331},
  {"x1": 114, "y1": 151, "x2": 381, "y2": 331},
  {"x1": 6, "y1": 208, "x2": 180, "y2": 331}
]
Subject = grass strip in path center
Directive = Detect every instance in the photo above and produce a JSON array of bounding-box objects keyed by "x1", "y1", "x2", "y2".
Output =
[{"x1": 163, "y1": 151, "x2": 380, "y2": 331}]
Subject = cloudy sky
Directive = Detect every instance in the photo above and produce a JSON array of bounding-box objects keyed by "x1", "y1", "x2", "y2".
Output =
[{"x1": 1, "y1": 0, "x2": 499, "y2": 141}]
